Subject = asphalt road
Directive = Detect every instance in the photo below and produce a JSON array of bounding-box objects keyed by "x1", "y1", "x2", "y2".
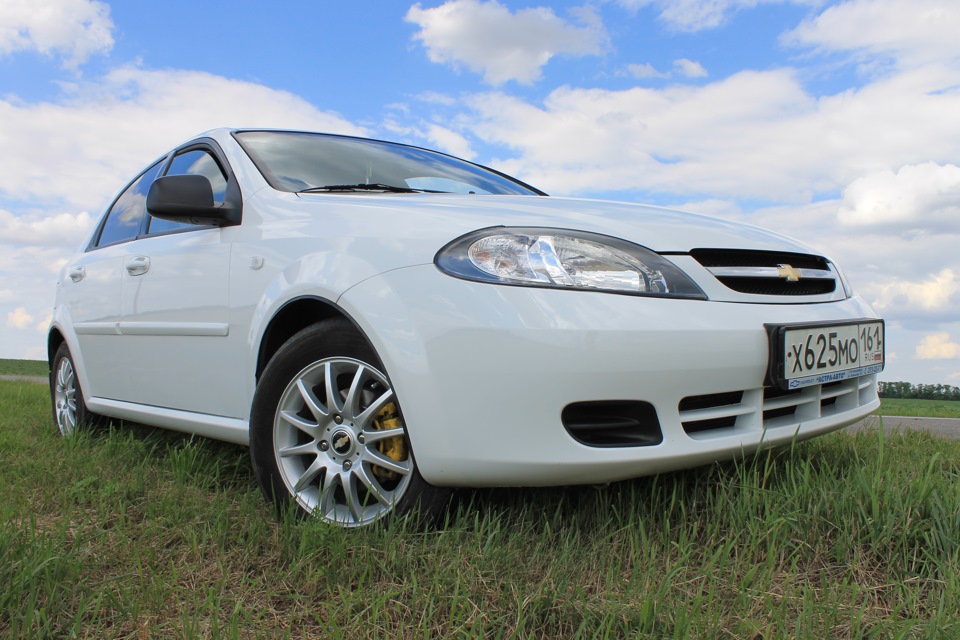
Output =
[
  {"x1": 5, "y1": 375, "x2": 958, "y2": 440},
  {"x1": 845, "y1": 415, "x2": 960, "y2": 440}
]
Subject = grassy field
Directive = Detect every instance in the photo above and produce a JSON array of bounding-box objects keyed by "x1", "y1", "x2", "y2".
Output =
[
  {"x1": 2, "y1": 380, "x2": 959, "y2": 638},
  {"x1": 879, "y1": 398, "x2": 960, "y2": 419},
  {"x1": 0, "y1": 359, "x2": 47, "y2": 377}
]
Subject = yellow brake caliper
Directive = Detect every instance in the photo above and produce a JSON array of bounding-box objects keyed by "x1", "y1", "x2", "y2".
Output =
[{"x1": 371, "y1": 402, "x2": 407, "y2": 480}]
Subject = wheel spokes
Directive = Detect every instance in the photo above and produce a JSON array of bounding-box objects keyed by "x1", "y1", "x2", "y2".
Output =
[
  {"x1": 273, "y1": 356, "x2": 412, "y2": 527},
  {"x1": 364, "y1": 448, "x2": 412, "y2": 476}
]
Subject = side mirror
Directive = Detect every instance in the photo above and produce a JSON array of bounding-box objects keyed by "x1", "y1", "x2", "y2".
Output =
[{"x1": 147, "y1": 175, "x2": 240, "y2": 227}]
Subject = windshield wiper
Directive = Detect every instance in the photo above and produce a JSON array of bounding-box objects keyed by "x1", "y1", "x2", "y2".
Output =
[{"x1": 299, "y1": 183, "x2": 432, "y2": 194}]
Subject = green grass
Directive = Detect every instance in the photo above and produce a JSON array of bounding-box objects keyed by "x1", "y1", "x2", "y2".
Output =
[
  {"x1": 0, "y1": 359, "x2": 47, "y2": 377},
  {"x1": 2, "y1": 378, "x2": 959, "y2": 639},
  {"x1": 879, "y1": 397, "x2": 960, "y2": 419}
]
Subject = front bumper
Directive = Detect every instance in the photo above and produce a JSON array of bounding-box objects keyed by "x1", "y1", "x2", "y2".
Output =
[{"x1": 339, "y1": 265, "x2": 880, "y2": 487}]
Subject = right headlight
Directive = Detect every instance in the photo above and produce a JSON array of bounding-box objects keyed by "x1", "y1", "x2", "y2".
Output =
[{"x1": 435, "y1": 227, "x2": 706, "y2": 299}]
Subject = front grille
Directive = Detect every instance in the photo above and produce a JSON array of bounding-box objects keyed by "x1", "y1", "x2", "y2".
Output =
[
  {"x1": 677, "y1": 391, "x2": 744, "y2": 433},
  {"x1": 678, "y1": 375, "x2": 876, "y2": 438},
  {"x1": 690, "y1": 249, "x2": 836, "y2": 296}
]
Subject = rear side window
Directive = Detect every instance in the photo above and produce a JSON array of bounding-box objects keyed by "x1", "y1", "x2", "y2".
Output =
[
  {"x1": 147, "y1": 149, "x2": 228, "y2": 235},
  {"x1": 95, "y1": 160, "x2": 163, "y2": 248}
]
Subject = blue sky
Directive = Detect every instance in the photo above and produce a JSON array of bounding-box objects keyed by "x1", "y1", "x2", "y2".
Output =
[{"x1": 2, "y1": 0, "x2": 960, "y2": 384}]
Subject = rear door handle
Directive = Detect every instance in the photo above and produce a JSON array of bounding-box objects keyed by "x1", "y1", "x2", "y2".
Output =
[{"x1": 125, "y1": 256, "x2": 151, "y2": 276}]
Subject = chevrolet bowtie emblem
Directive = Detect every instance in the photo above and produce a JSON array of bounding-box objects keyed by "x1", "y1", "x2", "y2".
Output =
[{"x1": 777, "y1": 264, "x2": 802, "y2": 282}]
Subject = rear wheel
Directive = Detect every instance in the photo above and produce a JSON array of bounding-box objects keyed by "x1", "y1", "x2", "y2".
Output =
[
  {"x1": 50, "y1": 343, "x2": 101, "y2": 435},
  {"x1": 250, "y1": 320, "x2": 446, "y2": 527}
]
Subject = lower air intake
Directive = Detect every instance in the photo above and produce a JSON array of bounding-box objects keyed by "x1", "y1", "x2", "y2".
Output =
[{"x1": 562, "y1": 401, "x2": 662, "y2": 447}]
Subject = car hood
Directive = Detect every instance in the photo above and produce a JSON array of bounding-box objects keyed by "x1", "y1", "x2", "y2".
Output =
[{"x1": 286, "y1": 193, "x2": 818, "y2": 257}]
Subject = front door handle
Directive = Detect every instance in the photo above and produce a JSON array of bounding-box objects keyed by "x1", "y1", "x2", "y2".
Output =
[{"x1": 125, "y1": 256, "x2": 151, "y2": 276}]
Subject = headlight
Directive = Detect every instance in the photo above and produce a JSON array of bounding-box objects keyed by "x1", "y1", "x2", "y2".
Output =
[{"x1": 435, "y1": 227, "x2": 706, "y2": 299}]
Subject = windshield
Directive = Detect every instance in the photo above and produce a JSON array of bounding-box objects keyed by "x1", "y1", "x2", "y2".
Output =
[{"x1": 233, "y1": 130, "x2": 544, "y2": 196}]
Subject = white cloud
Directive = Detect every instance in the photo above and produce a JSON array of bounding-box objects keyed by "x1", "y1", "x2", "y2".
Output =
[
  {"x1": 916, "y1": 332, "x2": 960, "y2": 360},
  {"x1": 449, "y1": 63, "x2": 960, "y2": 201},
  {"x1": 785, "y1": 0, "x2": 960, "y2": 69},
  {"x1": 6, "y1": 306, "x2": 34, "y2": 329},
  {"x1": 674, "y1": 58, "x2": 708, "y2": 78},
  {"x1": 615, "y1": 0, "x2": 813, "y2": 32},
  {"x1": 838, "y1": 163, "x2": 960, "y2": 230},
  {"x1": 627, "y1": 59, "x2": 706, "y2": 80},
  {"x1": 870, "y1": 269, "x2": 959, "y2": 314},
  {"x1": 423, "y1": 124, "x2": 476, "y2": 160},
  {"x1": 0, "y1": 66, "x2": 366, "y2": 213},
  {"x1": 628, "y1": 63, "x2": 668, "y2": 79},
  {"x1": 0, "y1": 209, "x2": 96, "y2": 247},
  {"x1": 0, "y1": 0, "x2": 113, "y2": 66},
  {"x1": 406, "y1": 0, "x2": 607, "y2": 85}
]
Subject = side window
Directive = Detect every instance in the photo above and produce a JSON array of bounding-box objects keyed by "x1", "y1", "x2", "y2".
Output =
[
  {"x1": 147, "y1": 149, "x2": 228, "y2": 235},
  {"x1": 95, "y1": 160, "x2": 164, "y2": 248}
]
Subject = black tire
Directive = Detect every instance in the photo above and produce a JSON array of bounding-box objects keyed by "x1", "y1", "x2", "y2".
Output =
[
  {"x1": 50, "y1": 342, "x2": 102, "y2": 435},
  {"x1": 249, "y1": 319, "x2": 447, "y2": 527}
]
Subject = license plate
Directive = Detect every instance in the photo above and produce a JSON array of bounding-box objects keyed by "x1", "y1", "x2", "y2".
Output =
[{"x1": 766, "y1": 319, "x2": 884, "y2": 389}]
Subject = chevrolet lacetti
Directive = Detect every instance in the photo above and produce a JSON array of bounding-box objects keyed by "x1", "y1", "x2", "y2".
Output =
[{"x1": 49, "y1": 129, "x2": 885, "y2": 527}]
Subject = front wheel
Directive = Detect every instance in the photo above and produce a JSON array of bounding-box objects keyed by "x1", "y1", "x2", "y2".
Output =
[{"x1": 249, "y1": 321, "x2": 446, "y2": 528}]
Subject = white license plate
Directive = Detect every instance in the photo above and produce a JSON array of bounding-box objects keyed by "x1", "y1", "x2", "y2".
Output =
[{"x1": 769, "y1": 320, "x2": 884, "y2": 389}]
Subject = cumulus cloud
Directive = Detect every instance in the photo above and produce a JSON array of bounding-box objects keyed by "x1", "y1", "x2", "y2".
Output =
[
  {"x1": 785, "y1": 0, "x2": 960, "y2": 69},
  {"x1": 0, "y1": 209, "x2": 96, "y2": 247},
  {"x1": 838, "y1": 163, "x2": 960, "y2": 230},
  {"x1": 423, "y1": 124, "x2": 476, "y2": 160},
  {"x1": 6, "y1": 306, "x2": 34, "y2": 329},
  {"x1": 406, "y1": 0, "x2": 607, "y2": 85},
  {"x1": 445, "y1": 62, "x2": 960, "y2": 201},
  {"x1": 870, "y1": 269, "x2": 959, "y2": 314},
  {"x1": 916, "y1": 332, "x2": 960, "y2": 360},
  {"x1": 0, "y1": 66, "x2": 366, "y2": 213},
  {"x1": 0, "y1": 0, "x2": 113, "y2": 66}
]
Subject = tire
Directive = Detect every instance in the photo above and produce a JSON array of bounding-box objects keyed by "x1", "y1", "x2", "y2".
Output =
[
  {"x1": 50, "y1": 342, "x2": 102, "y2": 436},
  {"x1": 249, "y1": 320, "x2": 447, "y2": 528}
]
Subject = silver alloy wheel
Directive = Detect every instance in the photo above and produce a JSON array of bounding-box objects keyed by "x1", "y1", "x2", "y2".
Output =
[
  {"x1": 54, "y1": 356, "x2": 78, "y2": 436},
  {"x1": 272, "y1": 357, "x2": 414, "y2": 527}
]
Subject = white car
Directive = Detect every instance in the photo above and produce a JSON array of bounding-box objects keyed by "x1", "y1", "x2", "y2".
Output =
[{"x1": 49, "y1": 128, "x2": 885, "y2": 527}]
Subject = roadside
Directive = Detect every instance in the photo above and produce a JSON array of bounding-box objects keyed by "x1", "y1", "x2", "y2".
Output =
[
  {"x1": 0, "y1": 375, "x2": 47, "y2": 384},
  {"x1": 846, "y1": 415, "x2": 960, "y2": 441}
]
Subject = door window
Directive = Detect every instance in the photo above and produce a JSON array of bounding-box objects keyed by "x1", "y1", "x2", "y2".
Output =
[
  {"x1": 95, "y1": 160, "x2": 163, "y2": 248},
  {"x1": 147, "y1": 149, "x2": 228, "y2": 235}
]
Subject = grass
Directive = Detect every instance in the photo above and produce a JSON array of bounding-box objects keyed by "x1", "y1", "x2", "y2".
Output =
[
  {"x1": 879, "y1": 398, "x2": 960, "y2": 419},
  {"x1": 0, "y1": 359, "x2": 47, "y2": 377},
  {"x1": 1, "y1": 378, "x2": 959, "y2": 638}
]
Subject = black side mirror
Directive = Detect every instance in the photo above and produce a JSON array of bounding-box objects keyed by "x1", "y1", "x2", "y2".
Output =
[{"x1": 147, "y1": 175, "x2": 240, "y2": 227}]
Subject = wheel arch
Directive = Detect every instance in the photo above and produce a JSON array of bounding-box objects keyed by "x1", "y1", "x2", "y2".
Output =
[
  {"x1": 254, "y1": 296, "x2": 372, "y2": 382},
  {"x1": 48, "y1": 327, "x2": 66, "y2": 370}
]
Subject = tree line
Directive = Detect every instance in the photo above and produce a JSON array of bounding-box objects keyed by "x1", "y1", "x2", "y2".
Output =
[{"x1": 878, "y1": 381, "x2": 960, "y2": 401}]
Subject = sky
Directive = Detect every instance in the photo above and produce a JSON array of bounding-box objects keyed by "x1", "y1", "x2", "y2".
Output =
[{"x1": 1, "y1": 0, "x2": 959, "y2": 385}]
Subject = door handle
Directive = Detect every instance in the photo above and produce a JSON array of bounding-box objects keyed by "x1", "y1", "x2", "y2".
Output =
[
  {"x1": 125, "y1": 256, "x2": 151, "y2": 276},
  {"x1": 68, "y1": 266, "x2": 86, "y2": 282}
]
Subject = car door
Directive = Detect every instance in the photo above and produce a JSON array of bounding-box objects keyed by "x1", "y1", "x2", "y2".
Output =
[
  {"x1": 117, "y1": 143, "x2": 244, "y2": 418},
  {"x1": 62, "y1": 160, "x2": 164, "y2": 402}
]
